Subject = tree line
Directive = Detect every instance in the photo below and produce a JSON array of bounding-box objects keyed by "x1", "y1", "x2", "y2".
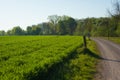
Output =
[
  {"x1": 0, "y1": 15, "x2": 120, "y2": 37},
  {"x1": 0, "y1": 15, "x2": 77, "y2": 36}
]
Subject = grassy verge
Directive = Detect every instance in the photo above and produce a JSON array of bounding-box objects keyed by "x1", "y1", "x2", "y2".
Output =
[
  {"x1": 46, "y1": 39, "x2": 100, "y2": 80},
  {"x1": 102, "y1": 37, "x2": 120, "y2": 44},
  {"x1": 108, "y1": 37, "x2": 120, "y2": 44}
]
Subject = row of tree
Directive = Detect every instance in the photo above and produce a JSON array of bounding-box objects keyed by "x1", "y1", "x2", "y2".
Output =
[
  {"x1": 0, "y1": 15, "x2": 120, "y2": 37},
  {"x1": 0, "y1": 15, "x2": 77, "y2": 36}
]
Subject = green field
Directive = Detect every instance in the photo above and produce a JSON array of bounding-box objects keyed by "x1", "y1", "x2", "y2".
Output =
[{"x1": 0, "y1": 36, "x2": 98, "y2": 80}]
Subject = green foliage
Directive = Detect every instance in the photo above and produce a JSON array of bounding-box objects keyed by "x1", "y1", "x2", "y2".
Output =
[
  {"x1": 26, "y1": 25, "x2": 41, "y2": 35},
  {"x1": 2, "y1": 13, "x2": 120, "y2": 36},
  {"x1": 107, "y1": 37, "x2": 120, "y2": 44},
  {"x1": 26, "y1": 26, "x2": 32, "y2": 35},
  {"x1": 11, "y1": 26, "x2": 24, "y2": 35},
  {"x1": 66, "y1": 17, "x2": 77, "y2": 35},
  {"x1": 56, "y1": 17, "x2": 77, "y2": 35},
  {"x1": 116, "y1": 25, "x2": 120, "y2": 36},
  {"x1": 57, "y1": 21, "x2": 67, "y2": 35},
  {"x1": 0, "y1": 30, "x2": 5, "y2": 36},
  {"x1": 0, "y1": 36, "x2": 83, "y2": 80}
]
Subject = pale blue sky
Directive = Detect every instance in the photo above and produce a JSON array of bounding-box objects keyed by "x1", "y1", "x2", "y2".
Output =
[{"x1": 0, "y1": 0, "x2": 113, "y2": 31}]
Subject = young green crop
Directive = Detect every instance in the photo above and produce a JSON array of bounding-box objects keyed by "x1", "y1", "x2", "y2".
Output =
[{"x1": 0, "y1": 36, "x2": 83, "y2": 80}]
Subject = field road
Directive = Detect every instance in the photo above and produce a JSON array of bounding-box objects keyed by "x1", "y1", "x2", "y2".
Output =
[{"x1": 93, "y1": 38, "x2": 120, "y2": 80}]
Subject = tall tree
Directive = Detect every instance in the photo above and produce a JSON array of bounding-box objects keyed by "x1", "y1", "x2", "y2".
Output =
[
  {"x1": 108, "y1": 0, "x2": 120, "y2": 36},
  {"x1": 41, "y1": 22, "x2": 51, "y2": 35},
  {"x1": 75, "y1": 20, "x2": 84, "y2": 35},
  {"x1": 31, "y1": 25, "x2": 41, "y2": 35},
  {"x1": 7, "y1": 30, "x2": 12, "y2": 35},
  {"x1": 66, "y1": 17, "x2": 77, "y2": 35},
  {"x1": 11, "y1": 26, "x2": 24, "y2": 35},
  {"x1": 26, "y1": 26, "x2": 32, "y2": 35},
  {"x1": 0, "y1": 30, "x2": 5, "y2": 36},
  {"x1": 57, "y1": 21, "x2": 66, "y2": 35},
  {"x1": 48, "y1": 15, "x2": 61, "y2": 34}
]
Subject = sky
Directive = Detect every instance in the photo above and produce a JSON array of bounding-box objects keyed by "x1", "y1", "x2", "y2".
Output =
[{"x1": 0, "y1": 0, "x2": 113, "y2": 31}]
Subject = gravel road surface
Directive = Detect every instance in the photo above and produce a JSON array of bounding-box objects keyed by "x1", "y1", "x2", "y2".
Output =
[{"x1": 93, "y1": 38, "x2": 120, "y2": 80}]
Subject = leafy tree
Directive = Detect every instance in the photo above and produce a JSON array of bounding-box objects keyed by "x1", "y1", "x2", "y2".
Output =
[
  {"x1": 11, "y1": 26, "x2": 24, "y2": 35},
  {"x1": 108, "y1": 0, "x2": 120, "y2": 36},
  {"x1": 48, "y1": 15, "x2": 61, "y2": 34},
  {"x1": 27, "y1": 26, "x2": 32, "y2": 35},
  {"x1": 48, "y1": 15, "x2": 60, "y2": 25},
  {"x1": 6, "y1": 30, "x2": 12, "y2": 35},
  {"x1": 31, "y1": 25, "x2": 41, "y2": 35},
  {"x1": 67, "y1": 17, "x2": 77, "y2": 35},
  {"x1": 57, "y1": 21, "x2": 66, "y2": 35},
  {"x1": 116, "y1": 23, "x2": 120, "y2": 36},
  {"x1": 0, "y1": 30, "x2": 5, "y2": 36},
  {"x1": 41, "y1": 22, "x2": 51, "y2": 35}
]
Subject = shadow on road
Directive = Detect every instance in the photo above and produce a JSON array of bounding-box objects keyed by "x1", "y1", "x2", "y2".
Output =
[
  {"x1": 101, "y1": 58, "x2": 120, "y2": 62},
  {"x1": 83, "y1": 48, "x2": 120, "y2": 63}
]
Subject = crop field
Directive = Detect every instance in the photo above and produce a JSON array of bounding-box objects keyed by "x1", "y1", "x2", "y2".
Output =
[{"x1": 0, "y1": 36, "x2": 83, "y2": 80}]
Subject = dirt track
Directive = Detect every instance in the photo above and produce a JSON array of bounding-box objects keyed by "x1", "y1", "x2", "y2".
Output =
[{"x1": 93, "y1": 38, "x2": 120, "y2": 80}]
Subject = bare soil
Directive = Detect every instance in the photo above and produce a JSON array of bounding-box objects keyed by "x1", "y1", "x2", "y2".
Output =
[{"x1": 93, "y1": 38, "x2": 120, "y2": 80}]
